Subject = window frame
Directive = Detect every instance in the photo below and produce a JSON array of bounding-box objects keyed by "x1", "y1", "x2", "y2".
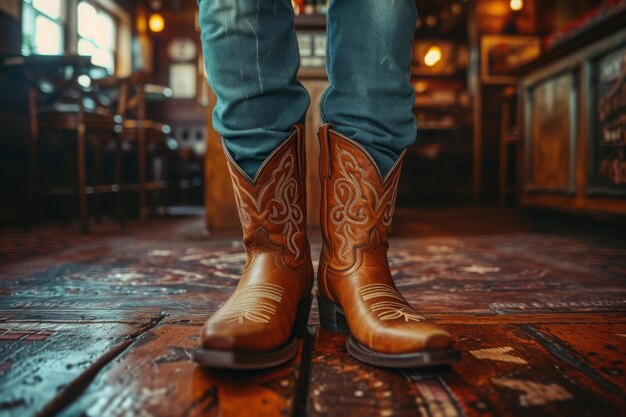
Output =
[
  {"x1": 76, "y1": 0, "x2": 119, "y2": 75},
  {"x1": 21, "y1": 0, "x2": 132, "y2": 76},
  {"x1": 21, "y1": 0, "x2": 67, "y2": 56}
]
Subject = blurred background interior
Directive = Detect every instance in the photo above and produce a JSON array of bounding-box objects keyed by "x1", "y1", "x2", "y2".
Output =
[{"x1": 0, "y1": 0, "x2": 625, "y2": 234}]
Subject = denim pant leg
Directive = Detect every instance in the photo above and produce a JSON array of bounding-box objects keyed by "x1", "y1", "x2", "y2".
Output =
[
  {"x1": 321, "y1": 0, "x2": 418, "y2": 177},
  {"x1": 198, "y1": 0, "x2": 310, "y2": 179}
]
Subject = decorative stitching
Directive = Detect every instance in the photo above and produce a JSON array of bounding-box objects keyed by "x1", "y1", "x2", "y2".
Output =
[
  {"x1": 222, "y1": 283, "x2": 284, "y2": 324},
  {"x1": 359, "y1": 284, "x2": 426, "y2": 322},
  {"x1": 229, "y1": 149, "x2": 303, "y2": 259},
  {"x1": 370, "y1": 301, "x2": 427, "y2": 322},
  {"x1": 329, "y1": 143, "x2": 401, "y2": 260},
  {"x1": 359, "y1": 283, "x2": 405, "y2": 302},
  {"x1": 269, "y1": 152, "x2": 303, "y2": 259}
]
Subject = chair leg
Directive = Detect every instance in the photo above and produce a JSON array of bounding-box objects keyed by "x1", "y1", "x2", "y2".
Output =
[
  {"x1": 62, "y1": 137, "x2": 73, "y2": 226},
  {"x1": 138, "y1": 128, "x2": 147, "y2": 223},
  {"x1": 162, "y1": 143, "x2": 170, "y2": 215},
  {"x1": 93, "y1": 136, "x2": 103, "y2": 224},
  {"x1": 180, "y1": 154, "x2": 188, "y2": 204},
  {"x1": 149, "y1": 150, "x2": 157, "y2": 216},
  {"x1": 115, "y1": 131, "x2": 126, "y2": 227},
  {"x1": 26, "y1": 88, "x2": 38, "y2": 231},
  {"x1": 77, "y1": 128, "x2": 89, "y2": 233}
]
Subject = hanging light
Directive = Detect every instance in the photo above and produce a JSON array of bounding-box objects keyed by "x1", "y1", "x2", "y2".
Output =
[
  {"x1": 149, "y1": 13, "x2": 165, "y2": 32},
  {"x1": 424, "y1": 45, "x2": 443, "y2": 67},
  {"x1": 510, "y1": 0, "x2": 523, "y2": 11}
]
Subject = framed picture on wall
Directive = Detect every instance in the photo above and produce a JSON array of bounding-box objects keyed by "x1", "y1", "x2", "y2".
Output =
[{"x1": 481, "y1": 35, "x2": 541, "y2": 84}]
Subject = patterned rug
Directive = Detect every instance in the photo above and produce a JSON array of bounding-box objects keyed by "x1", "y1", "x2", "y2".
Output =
[{"x1": 1, "y1": 213, "x2": 624, "y2": 317}]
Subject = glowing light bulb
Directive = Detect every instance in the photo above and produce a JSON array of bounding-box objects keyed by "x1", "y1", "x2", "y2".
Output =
[
  {"x1": 510, "y1": 0, "x2": 523, "y2": 11},
  {"x1": 424, "y1": 45, "x2": 443, "y2": 67},
  {"x1": 77, "y1": 75, "x2": 91, "y2": 88},
  {"x1": 149, "y1": 13, "x2": 165, "y2": 32}
]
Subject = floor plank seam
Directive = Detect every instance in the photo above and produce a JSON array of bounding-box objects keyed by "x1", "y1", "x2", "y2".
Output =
[
  {"x1": 36, "y1": 312, "x2": 168, "y2": 417},
  {"x1": 519, "y1": 324, "x2": 626, "y2": 400},
  {"x1": 292, "y1": 326, "x2": 315, "y2": 417}
]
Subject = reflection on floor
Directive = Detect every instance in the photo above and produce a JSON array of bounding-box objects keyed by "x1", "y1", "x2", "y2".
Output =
[{"x1": 0, "y1": 207, "x2": 625, "y2": 417}]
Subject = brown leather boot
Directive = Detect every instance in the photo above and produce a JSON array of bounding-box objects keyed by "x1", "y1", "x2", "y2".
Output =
[
  {"x1": 316, "y1": 124, "x2": 460, "y2": 368},
  {"x1": 194, "y1": 125, "x2": 314, "y2": 369}
]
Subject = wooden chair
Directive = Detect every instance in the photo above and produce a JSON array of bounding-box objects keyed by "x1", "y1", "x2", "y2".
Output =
[
  {"x1": 15, "y1": 55, "x2": 123, "y2": 233},
  {"x1": 109, "y1": 73, "x2": 171, "y2": 222}
]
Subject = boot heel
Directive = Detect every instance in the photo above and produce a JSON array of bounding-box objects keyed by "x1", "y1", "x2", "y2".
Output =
[
  {"x1": 293, "y1": 295, "x2": 312, "y2": 338},
  {"x1": 317, "y1": 293, "x2": 350, "y2": 333}
]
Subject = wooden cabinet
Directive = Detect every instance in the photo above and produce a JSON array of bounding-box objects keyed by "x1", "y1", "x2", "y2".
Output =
[
  {"x1": 203, "y1": 87, "x2": 238, "y2": 231},
  {"x1": 519, "y1": 19, "x2": 626, "y2": 217},
  {"x1": 204, "y1": 79, "x2": 328, "y2": 232},
  {"x1": 525, "y1": 70, "x2": 577, "y2": 194},
  {"x1": 300, "y1": 79, "x2": 327, "y2": 229}
]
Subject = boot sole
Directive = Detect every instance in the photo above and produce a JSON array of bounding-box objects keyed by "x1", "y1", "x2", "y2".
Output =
[
  {"x1": 317, "y1": 293, "x2": 461, "y2": 368},
  {"x1": 193, "y1": 295, "x2": 312, "y2": 370}
]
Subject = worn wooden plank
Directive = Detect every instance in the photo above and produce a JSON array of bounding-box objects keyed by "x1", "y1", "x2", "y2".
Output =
[
  {"x1": 307, "y1": 324, "x2": 626, "y2": 417},
  {"x1": 446, "y1": 324, "x2": 626, "y2": 416},
  {"x1": 308, "y1": 328, "x2": 424, "y2": 417},
  {"x1": 306, "y1": 328, "x2": 488, "y2": 417},
  {"x1": 0, "y1": 318, "x2": 159, "y2": 417},
  {"x1": 0, "y1": 310, "x2": 159, "y2": 324},
  {"x1": 527, "y1": 323, "x2": 626, "y2": 392},
  {"x1": 434, "y1": 313, "x2": 626, "y2": 325},
  {"x1": 58, "y1": 316, "x2": 307, "y2": 417}
]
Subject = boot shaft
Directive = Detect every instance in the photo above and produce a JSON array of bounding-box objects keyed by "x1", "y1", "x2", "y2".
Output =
[
  {"x1": 317, "y1": 124, "x2": 406, "y2": 271},
  {"x1": 222, "y1": 124, "x2": 310, "y2": 270}
]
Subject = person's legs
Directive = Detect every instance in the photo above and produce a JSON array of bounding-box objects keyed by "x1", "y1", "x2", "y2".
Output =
[
  {"x1": 194, "y1": 1, "x2": 314, "y2": 369},
  {"x1": 320, "y1": 0, "x2": 417, "y2": 177},
  {"x1": 317, "y1": 0, "x2": 460, "y2": 368},
  {"x1": 198, "y1": 0, "x2": 309, "y2": 179}
]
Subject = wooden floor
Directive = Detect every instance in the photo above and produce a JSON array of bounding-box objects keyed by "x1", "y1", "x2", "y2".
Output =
[{"x1": 0, "y1": 207, "x2": 625, "y2": 417}]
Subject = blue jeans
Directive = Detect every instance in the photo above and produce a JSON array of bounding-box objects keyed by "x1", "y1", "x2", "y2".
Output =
[{"x1": 199, "y1": 0, "x2": 417, "y2": 178}]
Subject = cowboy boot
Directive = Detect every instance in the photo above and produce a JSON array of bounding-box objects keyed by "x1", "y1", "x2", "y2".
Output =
[
  {"x1": 194, "y1": 125, "x2": 314, "y2": 369},
  {"x1": 316, "y1": 124, "x2": 460, "y2": 368}
]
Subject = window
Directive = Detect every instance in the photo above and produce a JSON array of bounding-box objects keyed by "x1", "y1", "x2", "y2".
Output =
[
  {"x1": 21, "y1": 0, "x2": 127, "y2": 76},
  {"x1": 22, "y1": 0, "x2": 66, "y2": 55},
  {"x1": 77, "y1": 1, "x2": 117, "y2": 75}
]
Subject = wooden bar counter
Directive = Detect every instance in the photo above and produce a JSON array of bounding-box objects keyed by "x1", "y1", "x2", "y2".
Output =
[{"x1": 518, "y1": 11, "x2": 626, "y2": 217}]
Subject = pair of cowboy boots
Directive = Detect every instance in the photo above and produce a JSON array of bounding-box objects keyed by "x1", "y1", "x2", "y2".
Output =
[{"x1": 193, "y1": 124, "x2": 459, "y2": 369}]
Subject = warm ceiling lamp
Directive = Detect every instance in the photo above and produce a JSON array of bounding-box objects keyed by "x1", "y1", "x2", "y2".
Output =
[
  {"x1": 510, "y1": 0, "x2": 523, "y2": 11},
  {"x1": 424, "y1": 45, "x2": 443, "y2": 67},
  {"x1": 149, "y1": 13, "x2": 165, "y2": 32}
]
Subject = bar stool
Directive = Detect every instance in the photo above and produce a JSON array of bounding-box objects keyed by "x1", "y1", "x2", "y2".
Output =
[
  {"x1": 114, "y1": 73, "x2": 172, "y2": 222},
  {"x1": 5, "y1": 55, "x2": 124, "y2": 233}
]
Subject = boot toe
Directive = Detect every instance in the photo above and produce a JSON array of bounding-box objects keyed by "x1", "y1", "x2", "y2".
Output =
[
  {"x1": 200, "y1": 325, "x2": 237, "y2": 350},
  {"x1": 200, "y1": 321, "x2": 289, "y2": 352},
  {"x1": 365, "y1": 322, "x2": 452, "y2": 354},
  {"x1": 422, "y1": 328, "x2": 452, "y2": 351}
]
